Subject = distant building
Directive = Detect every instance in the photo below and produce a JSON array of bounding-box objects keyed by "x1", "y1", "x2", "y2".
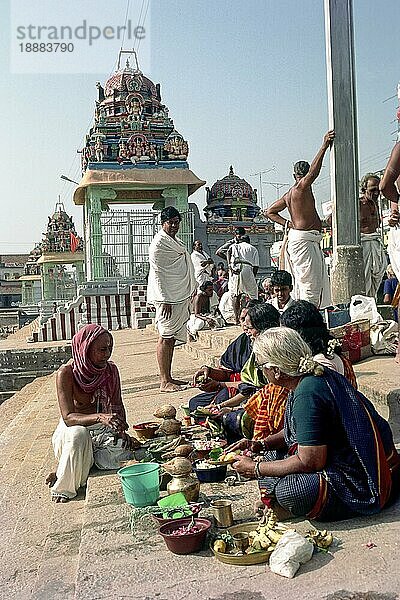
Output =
[
  {"x1": 0, "y1": 254, "x2": 29, "y2": 308},
  {"x1": 204, "y1": 166, "x2": 279, "y2": 275}
]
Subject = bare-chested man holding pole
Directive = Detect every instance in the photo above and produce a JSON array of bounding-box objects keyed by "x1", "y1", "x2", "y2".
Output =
[{"x1": 265, "y1": 130, "x2": 334, "y2": 308}]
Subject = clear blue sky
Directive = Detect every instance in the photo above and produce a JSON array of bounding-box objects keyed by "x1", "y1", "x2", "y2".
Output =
[{"x1": 0, "y1": 0, "x2": 399, "y2": 253}]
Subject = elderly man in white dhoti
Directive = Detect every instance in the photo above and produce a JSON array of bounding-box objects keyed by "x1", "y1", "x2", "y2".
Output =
[
  {"x1": 359, "y1": 173, "x2": 387, "y2": 298},
  {"x1": 227, "y1": 235, "x2": 259, "y2": 324},
  {"x1": 191, "y1": 240, "x2": 215, "y2": 287},
  {"x1": 147, "y1": 206, "x2": 197, "y2": 392},
  {"x1": 380, "y1": 140, "x2": 400, "y2": 363},
  {"x1": 265, "y1": 131, "x2": 334, "y2": 309}
]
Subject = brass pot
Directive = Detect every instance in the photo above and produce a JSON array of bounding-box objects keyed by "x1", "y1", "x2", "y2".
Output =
[{"x1": 167, "y1": 474, "x2": 200, "y2": 503}]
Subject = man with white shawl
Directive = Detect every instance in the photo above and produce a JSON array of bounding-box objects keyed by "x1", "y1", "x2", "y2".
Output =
[
  {"x1": 359, "y1": 173, "x2": 387, "y2": 298},
  {"x1": 147, "y1": 206, "x2": 197, "y2": 391},
  {"x1": 265, "y1": 131, "x2": 334, "y2": 309},
  {"x1": 191, "y1": 239, "x2": 215, "y2": 287},
  {"x1": 227, "y1": 235, "x2": 259, "y2": 324},
  {"x1": 380, "y1": 140, "x2": 400, "y2": 363}
]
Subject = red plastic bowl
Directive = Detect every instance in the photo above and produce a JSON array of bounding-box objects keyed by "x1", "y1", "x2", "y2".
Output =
[{"x1": 158, "y1": 518, "x2": 212, "y2": 554}]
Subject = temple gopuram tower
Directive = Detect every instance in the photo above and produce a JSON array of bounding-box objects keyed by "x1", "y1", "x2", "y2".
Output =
[
  {"x1": 205, "y1": 166, "x2": 276, "y2": 274},
  {"x1": 37, "y1": 202, "x2": 84, "y2": 309},
  {"x1": 73, "y1": 51, "x2": 204, "y2": 283}
]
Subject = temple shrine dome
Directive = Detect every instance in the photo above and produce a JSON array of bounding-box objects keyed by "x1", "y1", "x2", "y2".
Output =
[
  {"x1": 205, "y1": 166, "x2": 260, "y2": 221},
  {"x1": 208, "y1": 166, "x2": 254, "y2": 203},
  {"x1": 103, "y1": 63, "x2": 157, "y2": 100}
]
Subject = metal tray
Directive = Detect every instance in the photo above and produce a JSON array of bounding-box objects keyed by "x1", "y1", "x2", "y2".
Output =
[{"x1": 211, "y1": 521, "x2": 272, "y2": 566}]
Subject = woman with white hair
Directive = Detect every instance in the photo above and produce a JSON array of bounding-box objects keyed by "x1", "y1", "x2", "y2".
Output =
[{"x1": 232, "y1": 327, "x2": 400, "y2": 521}]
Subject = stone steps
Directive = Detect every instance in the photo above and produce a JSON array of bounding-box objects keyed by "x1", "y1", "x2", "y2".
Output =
[
  {"x1": 0, "y1": 375, "x2": 65, "y2": 598},
  {"x1": 182, "y1": 325, "x2": 242, "y2": 367}
]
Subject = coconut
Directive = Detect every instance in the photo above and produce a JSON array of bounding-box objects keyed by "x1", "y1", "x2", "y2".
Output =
[
  {"x1": 173, "y1": 444, "x2": 194, "y2": 457},
  {"x1": 163, "y1": 457, "x2": 193, "y2": 476},
  {"x1": 157, "y1": 418, "x2": 182, "y2": 436},
  {"x1": 154, "y1": 404, "x2": 177, "y2": 419}
]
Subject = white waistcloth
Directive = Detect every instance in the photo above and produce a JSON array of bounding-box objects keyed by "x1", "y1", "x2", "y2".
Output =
[
  {"x1": 51, "y1": 419, "x2": 133, "y2": 499},
  {"x1": 268, "y1": 295, "x2": 295, "y2": 314},
  {"x1": 388, "y1": 228, "x2": 400, "y2": 281},
  {"x1": 285, "y1": 229, "x2": 331, "y2": 309},
  {"x1": 147, "y1": 230, "x2": 196, "y2": 304},
  {"x1": 228, "y1": 242, "x2": 259, "y2": 298},
  {"x1": 191, "y1": 250, "x2": 213, "y2": 286},
  {"x1": 219, "y1": 291, "x2": 235, "y2": 323},
  {"x1": 154, "y1": 298, "x2": 190, "y2": 345},
  {"x1": 361, "y1": 232, "x2": 387, "y2": 298}
]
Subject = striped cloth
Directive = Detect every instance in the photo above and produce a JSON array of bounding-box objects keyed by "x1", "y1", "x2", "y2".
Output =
[{"x1": 244, "y1": 383, "x2": 289, "y2": 440}]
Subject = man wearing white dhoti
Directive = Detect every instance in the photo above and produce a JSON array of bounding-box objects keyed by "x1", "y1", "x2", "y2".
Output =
[
  {"x1": 360, "y1": 173, "x2": 387, "y2": 298},
  {"x1": 191, "y1": 240, "x2": 215, "y2": 287},
  {"x1": 46, "y1": 325, "x2": 139, "y2": 502},
  {"x1": 147, "y1": 206, "x2": 197, "y2": 392},
  {"x1": 265, "y1": 130, "x2": 334, "y2": 308},
  {"x1": 380, "y1": 141, "x2": 400, "y2": 363},
  {"x1": 227, "y1": 236, "x2": 259, "y2": 323},
  {"x1": 187, "y1": 280, "x2": 223, "y2": 339}
]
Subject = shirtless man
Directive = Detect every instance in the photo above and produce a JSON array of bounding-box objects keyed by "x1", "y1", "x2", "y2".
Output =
[
  {"x1": 46, "y1": 325, "x2": 139, "y2": 502},
  {"x1": 359, "y1": 173, "x2": 387, "y2": 298},
  {"x1": 380, "y1": 141, "x2": 400, "y2": 363},
  {"x1": 187, "y1": 280, "x2": 221, "y2": 340},
  {"x1": 265, "y1": 131, "x2": 334, "y2": 307}
]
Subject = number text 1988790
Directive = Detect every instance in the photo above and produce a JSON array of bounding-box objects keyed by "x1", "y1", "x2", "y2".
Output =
[{"x1": 19, "y1": 42, "x2": 74, "y2": 52}]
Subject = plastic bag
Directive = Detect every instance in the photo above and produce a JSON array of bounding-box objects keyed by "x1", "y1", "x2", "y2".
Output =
[
  {"x1": 269, "y1": 530, "x2": 314, "y2": 578},
  {"x1": 370, "y1": 320, "x2": 399, "y2": 355},
  {"x1": 349, "y1": 295, "x2": 382, "y2": 325}
]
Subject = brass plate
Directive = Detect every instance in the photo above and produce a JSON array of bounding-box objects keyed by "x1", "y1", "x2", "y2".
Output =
[{"x1": 211, "y1": 521, "x2": 272, "y2": 566}]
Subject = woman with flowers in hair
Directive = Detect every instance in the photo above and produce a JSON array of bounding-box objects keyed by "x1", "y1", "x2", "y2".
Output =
[
  {"x1": 46, "y1": 324, "x2": 140, "y2": 503},
  {"x1": 233, "y1": 327, "x2": 399, "y2": 521},
  {"x1": 280, "y1": 299, "x2": 357, "y2": 388}
]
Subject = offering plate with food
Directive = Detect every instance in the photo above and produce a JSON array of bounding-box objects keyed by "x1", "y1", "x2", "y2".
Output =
[{"x1": 211, "y1": 509, "x2": 290, "y2": 565}]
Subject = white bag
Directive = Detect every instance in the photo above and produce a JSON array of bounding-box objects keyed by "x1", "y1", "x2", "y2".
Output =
[
  {"x1": 269, "y1": 530, "x2": 314, "y2": 578},
  {"x1": 349, "y1": 295, "x2": 383, "y2": 325},
  {"x1": 370, "y1": 320, "x2": 399, "y2": 355}
]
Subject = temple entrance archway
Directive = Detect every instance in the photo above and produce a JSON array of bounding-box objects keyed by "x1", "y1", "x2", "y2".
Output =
[{"x1": 90, "y1": 206, "x2": 194, "y2": 282}]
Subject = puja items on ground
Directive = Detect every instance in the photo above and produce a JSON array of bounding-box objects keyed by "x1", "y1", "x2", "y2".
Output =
[
  {"x1": 158, "y1": 517, "x2": 212, "y2": 555},
  {"x1": 194, "y1": 461, "x2": 228, "y2": 483},
  {"x1": 192, "y1": 438, "x2": 227, "y2": 460},
  {"x1": 153, "y1": 404, "x2": 182, "y2": 436},
  {"x1": 268, "y1": 530, "x2": 314, "y2": 578},
  {"x1": 211, "y1": 509, "x2": 334, "y2": 574},
  {"x1": 162, "y1": 457, "x2": 200, "y2": 502}
]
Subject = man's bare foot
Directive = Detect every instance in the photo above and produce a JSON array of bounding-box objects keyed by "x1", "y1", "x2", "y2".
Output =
[
  {"x1": 171, "y1": 378, "x2": 189, "y2": 386},
  {"x1": 51, "y1": 494, "x2": 69, "y2": 503},
  {"x1": 267, "y1": 502, "x2": 293, "y2": 522},
  {"x1": 45, "y1": 472, "x2": 57, "y2": 488},
  {"x1": 160, "y1": 382, "x2": 186, "y2": 392}
]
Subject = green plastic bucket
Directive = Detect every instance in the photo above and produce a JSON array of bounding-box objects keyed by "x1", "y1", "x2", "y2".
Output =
[{"x1": 118, "y1": 462, "x2": 160, "y2": 507}]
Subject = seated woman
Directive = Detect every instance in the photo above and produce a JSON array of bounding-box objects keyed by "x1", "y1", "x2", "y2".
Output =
[
  {"x1": 189, "y1": 299, "x2": 262, "y2": 413},
  {"x1": 191, "y1": 304, "x2": 283, "y2": 443},
  {"x1": 233, "y1": 327, "x2": 400, "y2": 521},
  {"x1": 280, "y1": 299, "x2": 357, "y2": 388},
  {"x1": 46, "y1": 324, "x2": 140, "y2": 503}
]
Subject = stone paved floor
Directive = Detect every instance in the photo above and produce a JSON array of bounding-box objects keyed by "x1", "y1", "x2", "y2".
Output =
[{"x1": 0, "y1": 327, "x2": 399, "y2": 600}]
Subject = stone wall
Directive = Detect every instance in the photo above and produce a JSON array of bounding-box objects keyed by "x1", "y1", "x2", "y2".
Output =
[{"x1": 0, "y1": 345, "x2": 71, "y2": 399}]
